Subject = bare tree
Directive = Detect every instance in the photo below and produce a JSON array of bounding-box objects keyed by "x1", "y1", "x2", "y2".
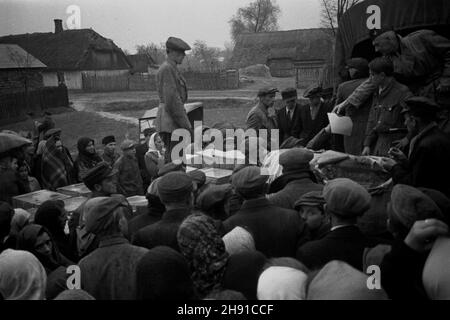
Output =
[
  {"x1": 320, "y1": 0, "x2": 361, "y2": 36},
  {"x1": 192, "y1": 40, "x2": 222, "y2": 72},
  {"x1": 135, "y1": 42, "x2": 166, "y2": 65},
  {"x1": 229, "y1": 0, "x2": 281, "y2": 43}
]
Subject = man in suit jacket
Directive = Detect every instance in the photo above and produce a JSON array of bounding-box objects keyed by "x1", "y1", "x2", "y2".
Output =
[
  {"x1": 296, "y1": 178, "x2": 380, "y2": 271},
  {"x1": 155, "y1": 37, "x2": 192, "y2": 162},
  {"x1": 276, "y1": 88, "x2": 302, "y2": 144},
  {"x1": 132, "y1": 172, "x2": 193, "y2": 251},
  {"x1": 223, "y1": 166, "x2": 309, "y2": 258},
  {"x1": 386, "y1": 97, "x2": 450, "y2": 197}
]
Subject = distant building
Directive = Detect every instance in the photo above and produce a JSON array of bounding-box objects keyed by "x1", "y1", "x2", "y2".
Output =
[
  {"x1": 0, "y1": 44, "x2": 46, "y2": 94},
  {"x1": 0, "y1": 19, "x2": 132, "y2": 90},
  {"x1": 231, "y1": 28, "x2": 334, "y2": 87}
]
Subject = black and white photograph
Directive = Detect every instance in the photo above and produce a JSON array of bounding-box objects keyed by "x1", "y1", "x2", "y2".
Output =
[{"x1": 0, "y1": 0, "x2": 449, "y2": 307}]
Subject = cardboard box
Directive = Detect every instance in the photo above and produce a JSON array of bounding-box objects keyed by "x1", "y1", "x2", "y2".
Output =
[
  {"x1": 12, "y1": 190, "x2": 71, "y2": 210},
  {"x1": 57, "y1": 183, "x2": 92, "y2": 197}
]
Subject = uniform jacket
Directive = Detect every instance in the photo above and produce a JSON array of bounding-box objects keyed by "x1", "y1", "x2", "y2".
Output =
[
  {"x1": 296, "y1": 225, "x2": 380, "y2": 271},
  {"x1": 155, "y1": 60, "x2": 191, "y2": 133},
  {"x1": 79, "y1": 236, "x2": 148, "y2": 300},
  {"x1": 114, "y1": 154, "x2": 144, "y2": 197},
  {"x1": 364, "y1": 79, "x2": 412, "y2": 156},
  {"x1": 276, "y1": 103, "x2": 302, "y2": 143},
  {"x1": 223, "y1": 197, "x2": 309, "y2": 258},
  {"x1": 391, "y1": 123, "x2": 450, "y2": 197},
  {"x1": 132, "y1": 208, "x2": 191, "y2": 251}
]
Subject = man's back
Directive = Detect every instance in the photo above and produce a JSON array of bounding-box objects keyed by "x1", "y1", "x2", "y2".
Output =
[
  {"x1": 223, "y1": 197, "x2": 308, "y2": 258},
  {"x1": 79, "y1": 237, "x2": 148, "y2": 300}
]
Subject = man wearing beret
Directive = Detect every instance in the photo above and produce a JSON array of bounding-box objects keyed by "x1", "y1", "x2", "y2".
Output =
[
  {"x1": 297, "y1": 84, "x2": 332, "y2": 146},
  {"x1": 132, "y1": 171, "x2": 194, "y2": 251},
  {"x1": 78, "y1": 197, "x2": 149, "y2": 299},
  {"x1": 383, "y1": 96, "x2": 450, "y2": 197},
  {"x1": 114, "y1": 140, "x2": 144, "y2": 197},
  {"x1": 246, "y1": 87, "x2": 279, "y2": 144},
  {"x1": 276, "y1": 88, "x2": 303, "y2": 145},
  {"x1": 223, "y1": 166, "x2": 309, "y2": 258},
  {"x1": 155, "y1": 37, "x2": 192, "y2": 163},
  {"x1": 267, "y1": 148, "x2": 323, "y2": 210},
  {"x1": 335, "y1": 29, "x2": 450, "y2": 124},
  {"x1": 296, "y1": 178, "x2": 382, "y2": 271},
  {"x1": 101, "y1": 135, "x2": 119, "y2": 167}
]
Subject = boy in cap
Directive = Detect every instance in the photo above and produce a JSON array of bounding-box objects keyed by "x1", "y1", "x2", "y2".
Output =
[
  {"x1": 101, "y1": 135, "x2": 119, "y2": 167},
  {"x1": 113, "y1": 140, "x2": 144, "y2": 197},
  {"x1": 294, "y1": 191, "x2": 330, "y2": 241},
  {"x1": 267, "y1": 148, "x2": 323, "y2": 210},
  {"x1": 223, "y1": 166, "x2": 309, "y2": 258},
  {"x1": 384, "y1": 96, "x2": 450, "y2": 197},
  {"x1": 155, "y1": 37, "x2": 192, "y2": 162},
  {"x1": 276, "y1": 88, "x2": 302, "y2": 144},
  {"x1": 78, "y1": 197, "x2": 148, "y2": 300},
  {"x1": 296, "y1": 178, "x2": 381, "y2": 271},
  {"x1": 361, "y1": 57, "x2": 412, "y2": 157},
  {"x1": 297, "y1": 84, "x2": 332, "y2": 146},
  {"x1": 132, "y1": 171, "x2": 194, "y2": 251}
]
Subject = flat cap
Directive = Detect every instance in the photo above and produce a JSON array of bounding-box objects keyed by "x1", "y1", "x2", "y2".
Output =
[
  {"x1": 84, "y1": 196, "x2": 127, "y2": 235},
  {"x1": 101, "y1": 135, "x2": 115, "y2": 145},
  {"x1": 323, "y1": 178, "x2": 371, "y2": 218},
  {"x1": 346, "y1": 58, "x2": 369, "y2": 73},
  {"x1": 158, "y1": 161, "x2": 186, "y2": 177},
  {"x1": 257, "y1": 87, "x2": 279, "y2": 97},
  {"x1": 390, "y1": 184, "x2": 443, "y2": 230},
  {"x1": 303, "y1": 84, "x2": 323, "y2": 98},
  {"x1": 158, "y1": 171, "x2": 193, "y2": 203},
  {"x1": 279, "y1": 148, "x2": 313, "y2": 172},
  {"x1": 401, "y1": 96, "x2": 440, "y2": 118},
  {"x1": 187, "y1": 169, "x2": 206, "y2": 188},
  {"x1": 231, "y1": 166, "x2": 268, "y2": 192},
  {"x1": 196, "y1": 184, "x2": 232, "y2": 211},
  {"x1": 166, "y1": 37, "x2": 191, "y2": 52},
  {"x1": 294, "y1": 191, "x2": 325, "y2": 210},
  {"x1": 120, "y1": 139, "x2": 136, "y2": 151},
  {"x1": 82, "y1": 162, "x2": 117, "y2": 190},
  {"x1": 281, "y1": 88, "x2": 297, "y2": 101},
  {"x1": 44, "y1": 128, "x2": 61, "y2": 139}
]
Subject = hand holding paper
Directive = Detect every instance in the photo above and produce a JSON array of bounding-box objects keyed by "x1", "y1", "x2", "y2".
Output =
[{"x1": 327, "y1": 113, "x2": 353, "y2": 136}]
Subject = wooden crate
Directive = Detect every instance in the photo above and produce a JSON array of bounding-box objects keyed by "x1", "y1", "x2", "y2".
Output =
[
  {"x1": 201, "y1": 168, "x2": 233, "y2": 185},
  {"x1": 12, "y1": 190, "x2": 71, "y2": 210},
  {"x1": 63, "y1": 196, "x2": 87, "y2": 213},
  {"x1": 57, "y1": 183, "x2": 92, "y2": 197}
]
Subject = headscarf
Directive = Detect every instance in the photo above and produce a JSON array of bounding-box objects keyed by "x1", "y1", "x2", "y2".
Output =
[
  {"x1": 222, "y1": 226, "x2": 256, "y2": 255},
  {"x1": 10, "y1": 208, "x2": 31, "y2": 238},
  {"x1": 136, "y1": 246, "x2": 196, "y2": 300},
  {"x1": 54, "y1": 289, "x2": 95, "y2": 300},
  {"x1": 17, "y1": 224, "x2": 68, "y2": 274},
  {"x1": 422, "y1": 237, "x2": 450, "y2": 300},
  {"x1": 221, "y1": 250, "x2": 267, "y2": 300},
  {"x1": 41, "y1": 136, "x2": 74, "y2": 190},
  {"x1": 76, "y1": 137, "x2": 103, "y2": 169},
  {"x1": 34, "y1": 200, "x2": 66, "y2": 241},
  {"x1": 147, "y1": 132, "x2": 163, "y2": 158},
  {"x1": 177, "y1": 214, "x2": 229, "y2": 298},
  {"x1": 257, "y1": 266, "x2": 308, "y2": 300},
  {"x1": 307, "y1": 260, "x2": 388, "y2": 300},
  {"x1": 0, "y1": 249, "x2": 47, "y2": 300},
  {"x1": 266, "y1": 257, "x2": 309, "y2": 273}
]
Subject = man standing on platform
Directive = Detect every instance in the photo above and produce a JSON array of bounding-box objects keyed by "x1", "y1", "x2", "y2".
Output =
[{"x1": 155, "y1": 37, "x2": 192, "y2": 163}]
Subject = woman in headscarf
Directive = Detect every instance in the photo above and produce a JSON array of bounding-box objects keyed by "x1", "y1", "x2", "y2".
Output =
[
  {"x1": 41, "y1": 136, "x2": 76, "y2": 190},
  {"x1": 54, "y1": 289, "x2": 95, "y2": 300},
  {"x1": 177, "y1": 214, "x2": 229, "y2": 298},
  {"x1": 3, "y1": 208, "x2": 31, "y2": 250},
  {"x1": 74, "y1": 137, "x2": 103, "y2": 182},
  {"x1": 17, "y1": 224, "x2": 72, "y2": 275},
  {"x1": 144, "y1": 132, "x2": 166, "y2": 181},
  {"x1": 34, "y1": 200, "x2": 76, "y2": 261},
  {"x1": 257, "y1": 266, "x2": 308, "y2": 300},
  {"x1": 0, "y1": 249, "x2": 47, "y2": 300},
  {"x1": 136, "y1": 246, "x2": 197, "y2": 300}
]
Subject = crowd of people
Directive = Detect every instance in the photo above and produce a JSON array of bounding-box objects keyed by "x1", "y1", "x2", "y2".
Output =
[{"x1": 0, "y1": 29, "x2": 450, "y2": 300}]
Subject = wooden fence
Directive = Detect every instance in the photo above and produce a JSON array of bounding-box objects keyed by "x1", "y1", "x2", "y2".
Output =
[
  {"x1": 0, "y1": 86, "x2": 69, "y2": 125},
  {"x1": 81, "y1": 70, "x2": 239, "y2": 92}
]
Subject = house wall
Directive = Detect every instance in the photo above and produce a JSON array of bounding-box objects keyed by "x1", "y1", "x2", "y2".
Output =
[
  {"x1": 294, "y1": 61, "x2": 326, "y2": 88},
  {"x1": 81, "y1": 69, "x2": 130, "y2": 91},
  {"x1": 42, "y1": 72, "x2": 58, "y2": 87},
  {"x1": 0, "y1": 69, "x2": 44, "y2": 95},
  {"x1": 64, "y1": 71, "x2": 82, "y2": 90},
  {"x1": 268, "y1": 59, "x2": 295, "y2": 77}
]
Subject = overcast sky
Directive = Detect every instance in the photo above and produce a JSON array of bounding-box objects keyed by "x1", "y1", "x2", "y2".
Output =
[{"x1": 0, "y1": 0, "x2": 321, "y2": 52}]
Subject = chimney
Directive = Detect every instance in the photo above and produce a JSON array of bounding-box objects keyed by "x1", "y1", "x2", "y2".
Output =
[{"x1": 54, "y1": 19, "x2": 63, "y2": 34}]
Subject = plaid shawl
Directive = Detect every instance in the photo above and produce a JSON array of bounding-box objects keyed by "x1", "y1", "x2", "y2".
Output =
[{"x1": 41, "y1": 137, "x2": 74, "y2": 190}]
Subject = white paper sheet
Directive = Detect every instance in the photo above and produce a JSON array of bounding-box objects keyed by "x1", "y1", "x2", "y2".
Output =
[{"x1": 327, "y1": 113, "x2": 353, "y2": 136}]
